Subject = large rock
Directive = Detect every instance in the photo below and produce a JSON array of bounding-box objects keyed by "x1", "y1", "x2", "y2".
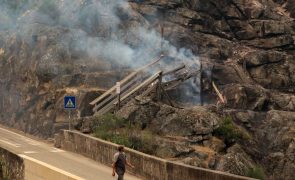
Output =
[
  {"x1": 241, "y1": 50, "x2": 287, "y2": 67},
  {"x1": 223, "y1": 84, "x2": 269, "y2": 111},
  {"x1": 248, "y1": 57, "x2": 295, "y2": 90},
  {"x1": 117, "y1": 98, "x2": 220, "y2": 138},
  {"x1": 257, "y1": 110, "x2": 295, "y2": 179},
  {"x1": 269, "y1": 92, "x2": 295, "y2": 111},
  {"x1": 215, "y1": 144, "x2": 255, "y2": 176}
]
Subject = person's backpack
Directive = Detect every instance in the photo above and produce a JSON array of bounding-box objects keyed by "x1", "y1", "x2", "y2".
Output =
[{"x1": 115, "y1": 153, "x2": 127, "y2": 172}]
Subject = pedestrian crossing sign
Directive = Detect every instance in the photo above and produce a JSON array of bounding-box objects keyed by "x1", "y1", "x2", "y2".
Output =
[{"x1": 64, "y1": 96, "x2": 76, "y2": 109}]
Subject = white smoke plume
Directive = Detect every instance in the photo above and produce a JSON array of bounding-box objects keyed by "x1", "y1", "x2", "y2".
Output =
[
  {"x1": 0, "y1": 0, "x2": 201, "y2": 104},
  {"x1": 1, "y1": 0, "x2": 199, "y2": 66}
]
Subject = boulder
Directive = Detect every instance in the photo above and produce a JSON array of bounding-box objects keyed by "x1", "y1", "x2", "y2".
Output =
[
  {"x1": 224, "y1": 84, "x2": 269, "y2": 111},
  {"x1": 118, "y1": 100, "x2": 220, "y2": 137},
  {"x1": 255, "y1": 110, "x2": 295, "y2": 179},
  {"x1": 155, "y1": 139, "x2": 195, "y2": 158},
  {"x1": 215, "y1": 144, "x2": 255, "y2": 176}
]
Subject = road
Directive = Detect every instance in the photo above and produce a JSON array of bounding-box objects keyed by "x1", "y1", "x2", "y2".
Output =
[{"x1": 0, "y1": 126, "x2": 140, "y2": 180}]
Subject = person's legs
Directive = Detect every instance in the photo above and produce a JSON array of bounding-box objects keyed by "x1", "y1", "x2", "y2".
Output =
[
  {"x1": 116, "y1": 169, "x2": 125, "y2": 180},
  {"x1": 117, "y1": 173, "x2": 124, "y2": 180}
]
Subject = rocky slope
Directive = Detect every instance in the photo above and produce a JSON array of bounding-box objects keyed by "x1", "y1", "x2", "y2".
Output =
[{"x1": 0, "y1": 0, "x2": 294, "y2": 179}]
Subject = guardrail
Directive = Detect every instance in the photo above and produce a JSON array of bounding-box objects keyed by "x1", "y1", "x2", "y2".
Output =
[{"x1": 55, "y1": 130, "x2": 255, "y2": 180}]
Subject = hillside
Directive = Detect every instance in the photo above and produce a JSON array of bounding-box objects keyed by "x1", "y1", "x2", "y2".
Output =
[{"x1": 0, "y1": 0, "x2": 294, "y2": 179}]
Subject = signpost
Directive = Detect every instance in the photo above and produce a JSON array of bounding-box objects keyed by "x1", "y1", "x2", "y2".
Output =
[{"x1": 64, "y1": 96, "x2": 76, "y2": 130}]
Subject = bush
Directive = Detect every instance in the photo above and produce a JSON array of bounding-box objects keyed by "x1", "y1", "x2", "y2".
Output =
[
  {"x1": 246, "y1": 166, "x2": 266, "y2": 180},
  {"x1": 214, "y1": 116, "x2": 241, "y2": 144},
  {"x1": 93, "y1": 113, "x2": 129, "y2": 144},
  {"x1": 129, "y1": 131, "x2": 158, "y2": 154},
  {"x1": 93, "y1": 113, "x2": 158, "y2": 154}
]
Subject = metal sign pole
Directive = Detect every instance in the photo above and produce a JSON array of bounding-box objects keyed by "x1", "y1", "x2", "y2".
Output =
[{"x1": 68, "y1": 109, "x2": 71, "y2": 130}]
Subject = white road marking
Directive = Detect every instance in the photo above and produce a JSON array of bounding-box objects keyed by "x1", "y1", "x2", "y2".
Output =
[
  {"x1": 51, "y1": 148, "x2": 65, "y2": 153},
  {"x1": 0, "y1": 139, "x2": 21, "y2": 147},
  {"x1": 27, "y1": 141, "x2": 41, "y2": 146},
  {"x1": 0, "y1": 127, "x2": 41, "y2": 146},
  {"x1": 21, "y1": 137, "x2": 41, "y2": 145},
  {"x1": 28, "y1": 142, "x2": 41, "y2": 146},
  {"x1": 18, "y1": 154, "x2": 86, "y2": 180},
  {"x1": 24, "y1": 151, "x2": 38, "y2": 154}
]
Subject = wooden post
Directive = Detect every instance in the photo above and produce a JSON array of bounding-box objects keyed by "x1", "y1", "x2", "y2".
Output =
[
  {"x1": 157, "y1": 72, "x2": 163, "y2": 101},
  {"x1": 160, "y1": 86, "x2": 175, "y2": 107},
  {"x1": 200, "y1": 62, "x2": 204, "y2": 106},
  {"x1": 161, "y1": 25, "x2": 164, "y2": 50},
  {"x1": 116, "y1": 82, "x2": 121, "y2": 110},
  {"x1": 118, "y1": 93, "x2": 121, "y2": 110}
]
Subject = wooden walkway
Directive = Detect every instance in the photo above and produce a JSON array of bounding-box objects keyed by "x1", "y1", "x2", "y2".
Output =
[{"x1": 90, "y1": 55, "x2": 199, "y2": 116}]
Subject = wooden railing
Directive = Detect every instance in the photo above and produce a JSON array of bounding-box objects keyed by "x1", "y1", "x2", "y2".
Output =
[
  {"x1": 90, "y1": 56, "x2": 164, "y2": 116},
  {"x1": 90, "y1": 55, "x2": 198, "y2": 116}
]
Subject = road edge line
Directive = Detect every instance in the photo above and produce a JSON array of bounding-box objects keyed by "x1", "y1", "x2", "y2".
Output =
[{"x1": 18, "y1": 154, "x2": 86, "y2": 180}]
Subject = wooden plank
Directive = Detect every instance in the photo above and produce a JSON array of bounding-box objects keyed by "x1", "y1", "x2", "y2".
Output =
[
  {"x1": 162, "y1": 78, "x2": 185, "y2": 90},
  {"x1": 93, "y1": 75, "x2": 142, "y2": 112},
  {"x1": 160, "y1": 86, "x2": 175, "y2": 107},
  {"x1": 90, "y1": 71, "x2": 138, "y2": 105},
  {"x1": 95, "y1": 79, "x2": 147, "y2": 115},
  {"x1": 212, "y1": 81, "x2": 225, "y2": 103},
  {"x1": 114, "y1": 71, "x2": 162, "y2": 105},
  {"x1": 93, "y1": 92, "x2": 115, "y2": 112},
  {"x1": 90, "y1": 55, "x2": 164, "y2": 106},
  {"x1": 140, "y1": 83, "x2": 157, "y2": 97},
  {"x1": 95, "y1": 101, "x2": 115, "y2": 116},
  {"x1": 137, "y1": 55, "x2": 164, "y2": 72},
  {"x1": 163, "y1": 64, "x2": 185, "y2": 76}
]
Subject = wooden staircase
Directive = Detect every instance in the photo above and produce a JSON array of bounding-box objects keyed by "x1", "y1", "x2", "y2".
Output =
[{"x1": 90, "y1": 55, "x2": 199, "y2": 116}]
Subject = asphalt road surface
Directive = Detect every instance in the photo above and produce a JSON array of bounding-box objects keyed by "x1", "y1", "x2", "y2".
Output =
[{"x1": 0, "y1": 126, "x2": 140, "y2": 180}]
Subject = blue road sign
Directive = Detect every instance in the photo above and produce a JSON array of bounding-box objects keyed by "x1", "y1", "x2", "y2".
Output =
[{"x1": 64, "y1": 96, "x2": 76, "y2": 109}]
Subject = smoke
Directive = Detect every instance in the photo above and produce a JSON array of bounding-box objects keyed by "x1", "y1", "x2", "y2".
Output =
[{"x1": 0, "y1": 0, "x2": 201, "y2": 104}]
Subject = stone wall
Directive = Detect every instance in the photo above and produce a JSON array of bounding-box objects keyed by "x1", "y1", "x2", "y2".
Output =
[
  {"x1": 166, "y1": 161, "x2": 253, "y2": 180},
  {"x1": 0, "y1": 147, "x2": 24, "y2": 180},
  {"x1": 55, "y1": 130, "x2": 254, "y2": 180}
]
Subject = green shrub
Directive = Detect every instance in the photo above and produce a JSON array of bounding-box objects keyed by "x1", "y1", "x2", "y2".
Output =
[
  {"x1": 129, "y1": 131, "x2": 158, "y2": 154},
  {"x1": 93, "y1": 113, "x2": 127, "y2": 130},
  {"x1": 214, "y1": 116, "x2": 241, "y2": 144},
  {"x1": 93, "y1": 113, "x2": 129, "y2": 143},
  {"x1": 93, "y1": 113, "x2": 158, "y2": 154},
  {"x1": 246, "y1": 166, "x2": 266, "y2": 180}
]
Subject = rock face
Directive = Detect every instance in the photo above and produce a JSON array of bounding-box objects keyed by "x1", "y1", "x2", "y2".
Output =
[
  {"x1": 0, "y1": 0, "x2": 295, "y2": 179},
  {"x1": 117, "y1": 98, "x2": 219, "y2": 139},
  {"x1": 215, "y1": 144, "x2": 255, "y2": 176},
  {"x1": 257, "y1": 111, "x2": 295, "y2": 180},
  {"x1": 115, "y1": 98, "x2": 256, "y2": 176}
]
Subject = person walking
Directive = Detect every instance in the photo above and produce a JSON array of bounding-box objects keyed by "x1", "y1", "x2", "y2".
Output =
[{"x1": 112, "y1": 146, "x2": 135, "y2": 180}]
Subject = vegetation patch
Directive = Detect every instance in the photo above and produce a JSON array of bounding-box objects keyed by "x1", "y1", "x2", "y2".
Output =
[
  {"x1": 93, "y1": 113, "x2": 158, "y2": 154},
  {"x1": 246, "y1": 165, "x2": 266, "y2": 180},
  {"x1": 214, "y1": 116, "x2": 242, "y2": 145},
  {"x1": 0, "y1": 161, "x2": 8, "y2": 180}
]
